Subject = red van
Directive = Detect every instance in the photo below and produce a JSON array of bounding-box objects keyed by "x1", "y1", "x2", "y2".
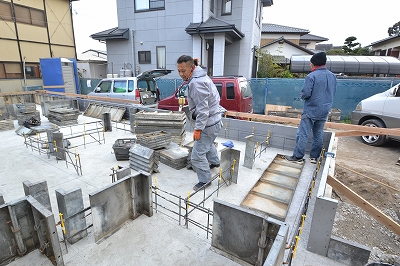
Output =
[{"x1": 158, "y1": 76, "x2": 253, "y2": 113}]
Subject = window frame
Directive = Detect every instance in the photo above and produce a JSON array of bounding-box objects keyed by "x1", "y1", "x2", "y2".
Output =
[
  {"x1": 13, "y1": 3, "x2": 46, "y2": 27},
  {"x1": 156, "y1": 46, "x2": 166, "y2": 69},
  {"x1": 221, "y1": 0, "x2": 232, "y2": 15},
  {"x1": 135, "y1": 0, "x2": 165, "y2": 12},
  {"x1": 138, "y1": 51, "x2": 151, "y2": 64},
  {"x1": 0, "y1": 62, "x2": 23, "y2": 79}
]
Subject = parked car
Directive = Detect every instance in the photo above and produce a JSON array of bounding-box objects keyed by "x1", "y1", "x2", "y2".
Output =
[
  {"x1": 351, "y1": 83, "x2": 400, "y2": 146},
  {"x1": 158, "y1": 76, "x2": 253, "y2": 114},
  {"x1": 88, "y1": 69, "x2": 172, "y2": 108}
]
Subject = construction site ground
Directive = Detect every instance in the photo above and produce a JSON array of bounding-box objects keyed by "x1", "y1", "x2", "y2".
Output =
[
  {"x1": 1, "y1": 104, "x2": 400, "y2": 266},
  {"x1": 334, "y1": 136, "x2": 400, "y2": 264}
]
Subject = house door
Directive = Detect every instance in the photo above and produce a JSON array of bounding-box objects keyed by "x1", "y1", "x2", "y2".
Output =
[
  {"x1": 207, "y1": 44, "x2": 214, "y2": 76},
  {"x1": 62, "y1": 62, "x2": 76, "y2": 94}
]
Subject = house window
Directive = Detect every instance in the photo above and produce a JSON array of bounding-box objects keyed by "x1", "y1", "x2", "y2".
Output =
[
  {"x1": 24, "y1": 64, "x2": 41, "y2": 78},
  {"x1": 0, "y1": 62, "x2": 23, "y2": 79},
  {"x1": 14, "y1": 4, "x2": 46, "y2": 27},
  {"x1": 0, "y1": 1, "x2": 12, "y2": 22},
  {"x1": 156, "y1": 46, "x2": 166, "y2": 69},
  {"x1": 138, "y1": 51, "x2": 151, "y2": 64},
  {"x1": 210, "y1": 0, "x2": 214, "y2": 13},
  {"x1": 222, "y1": 0, "x2": 232, "y2": 15},
  {"x1": 135, "y1": 0, "x2": 165, "y2": 12}
]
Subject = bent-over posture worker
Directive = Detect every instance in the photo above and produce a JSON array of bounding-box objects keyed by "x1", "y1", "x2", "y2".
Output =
[{"x1": 176, "y1": 55, "x2": 222, "y2": 191}]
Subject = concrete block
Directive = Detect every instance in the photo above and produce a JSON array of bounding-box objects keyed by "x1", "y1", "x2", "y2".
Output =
[
  {"x1": 56, "y1": 188, "x2": 88, "y2": 244},
  {"x1": 307, "y1": 196, "x2": 338, "y2": 256},
  {"x1": 220, "y1": 147, "x2": 240, "y2": 184},
  {"x1": 116, "y1": 167, "x2": 131, "y2": 181},
  {"x1": 23, "y1": 180, "x2": 52, "y2": 212},
  {"x1": 53, "y1": 132, "x2": 65, "y2": 160},
  {"x1": 244, "y1": 134, "x2": 255, "y2": 169},
  {"x1": 327, "y1": 235, "x2": 370, "y2": 266}
]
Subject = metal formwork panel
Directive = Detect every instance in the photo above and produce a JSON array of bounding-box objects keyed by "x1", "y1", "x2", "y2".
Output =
[{"x1": 241, "y1": 154, "x2": 304, "y2": 221}]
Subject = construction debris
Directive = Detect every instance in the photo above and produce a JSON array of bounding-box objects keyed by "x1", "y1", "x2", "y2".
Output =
[
  {"x1": 137, "y1": 131, "x2": 171, "y2": 150},
  {"x1": 112, "y1": 138, "x2": 137, "y2": 161},
  {"x1": 48, "y1": 107, "x2": 80, "y2": 126},
  {"x1": 15, "y1": 103, "x2": 40, "y2": 125},
  {"x1": 134, "y1": 110, "x2": 186, "y2": 145},
  {"x1": 129, "y1": 144, "x2": 159, "y2": 174}
]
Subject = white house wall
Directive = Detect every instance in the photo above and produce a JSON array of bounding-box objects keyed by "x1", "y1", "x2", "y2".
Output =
[{"x1": 261, "y1": 42, "x2": 310, "y2": 59}]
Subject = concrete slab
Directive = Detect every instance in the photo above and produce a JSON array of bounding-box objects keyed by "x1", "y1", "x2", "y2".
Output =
[{"x1": 0, "y1": 104, "x2": 349, "y2": 266}]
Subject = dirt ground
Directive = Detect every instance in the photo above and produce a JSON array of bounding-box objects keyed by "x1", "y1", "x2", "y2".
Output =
[{"x1": 333, "y1": 135, "x2": 400, "y2": 265}]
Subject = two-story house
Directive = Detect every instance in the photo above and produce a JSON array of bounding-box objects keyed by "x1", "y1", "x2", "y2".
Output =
[
  {"x1": 0, "y1": 0, "x2": 77, "y2": 93},
  {"x1": 90, "y1": 0, "x2": 274, "y2": 78},
  {"x1": 370, "y1": 34, "x2": 400, "y2": 59}
]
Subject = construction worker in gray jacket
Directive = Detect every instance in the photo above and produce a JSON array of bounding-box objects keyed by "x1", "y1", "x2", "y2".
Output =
[{"x1": 176, "y1": 55, "x2": 222, "y2": 191}]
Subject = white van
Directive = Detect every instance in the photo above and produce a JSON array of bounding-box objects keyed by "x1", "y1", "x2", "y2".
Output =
[
  {"x1": 88, "y1": 69, "x2": 172, "y2": 108},
  {"x1": 351, "y1": 83, "x2": 400, "y2": 146}
]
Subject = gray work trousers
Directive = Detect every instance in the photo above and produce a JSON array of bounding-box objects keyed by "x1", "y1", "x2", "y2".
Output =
[{"x1": 191, "y1": 122, "x2": 222, "y2": 183}]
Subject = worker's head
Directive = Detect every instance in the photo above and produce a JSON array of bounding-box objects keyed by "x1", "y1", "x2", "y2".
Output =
[
  {"x1": 177, "y1": 55, "x2": 195, "y2": 81},
  {"x1": 310, "y1": 52, "x2": 327, "y2": 68}
]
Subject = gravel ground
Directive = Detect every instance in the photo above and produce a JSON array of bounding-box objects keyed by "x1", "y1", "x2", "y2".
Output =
[{"x1": 333, "y1": 136, "x2": 400, "y2": 265}]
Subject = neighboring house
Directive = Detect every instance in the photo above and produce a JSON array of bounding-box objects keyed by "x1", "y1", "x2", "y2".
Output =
[
  {"x1": 299, "y1": 33, "x2": 328, "y2": 50},
  {"x1": 260, "y1": 23, "x2": 329, "y2": 63},
  {"x1": 90, "y1": 0, "x2": 274, "y2": 79},
  {"x1": 370, "y1": 34, "x2": 400, "y2": 59},
  {"x1": 0, "y1": 0, "x2": 77, "y2": 93},
  {"x1": 82, "y1": 49, "x2": 108, "y2": 60},
  {"x1": 77, "y1": 53, "x2": 107, "y2": 79}
]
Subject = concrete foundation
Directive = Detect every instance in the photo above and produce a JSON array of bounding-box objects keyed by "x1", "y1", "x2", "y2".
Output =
[
  {"x1": 89, "y1": 173, "x2": 152, "y2": 243},
  {"x1": 23, "y1": 180, "x2": 52, "y2": 212},
  {"x1": 327, "y1": 235, "x2": 371, "y2": 266},
  {"x1": 56, "y1": 188, "x2": 88, "y2": 244}
]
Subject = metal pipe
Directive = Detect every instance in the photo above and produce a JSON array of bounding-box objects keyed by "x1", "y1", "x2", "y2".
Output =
[{"x1": 7, "y1": 205, "x2": 27, "y2": 255}]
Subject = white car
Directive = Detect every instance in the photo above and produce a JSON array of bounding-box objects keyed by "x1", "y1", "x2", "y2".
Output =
[
  {"x1": 88, "y1": 69, "x2": 172, "y2": 108},
  {"x1": 351, "y1": 83, "x2": 400, "y2": 146}
]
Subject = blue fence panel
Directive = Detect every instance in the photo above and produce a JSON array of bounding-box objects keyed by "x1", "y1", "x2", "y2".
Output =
[
  {"x1": 248, "y1": 78, "x2": 267, "y2": 114},
  {"x1": 156, "y1": 78, "x2": 183, "y2": 100},
  {"x1": 78, "y1": 77, "x2": 400, "y2": 120}
]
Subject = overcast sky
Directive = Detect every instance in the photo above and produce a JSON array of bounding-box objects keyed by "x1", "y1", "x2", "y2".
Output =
[{"x1": 72, "y1": 0, "x2": 399, "y2": 53}]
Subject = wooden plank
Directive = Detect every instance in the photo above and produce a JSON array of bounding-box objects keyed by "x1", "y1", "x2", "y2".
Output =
[
  {"x1": 224, "y1": 111, "x2": 400, "y2": 137},
  {"x1": 334, "y1": 131, "x2": 373, "y2": 137},
  {"x1": 265, "y1": 104, "x2": 289, "y2": 112},
  {"x1": 327, "y1": 174, "x2": 400, "y2": 236},
  {"x1": 43, "y1": 85, "x2": 65, "y2": 89},
  {"x1": 0, "y1": 91, "x2": 35, "y2": 97}
]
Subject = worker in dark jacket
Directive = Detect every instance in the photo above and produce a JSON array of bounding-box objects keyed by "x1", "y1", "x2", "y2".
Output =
[
  {"x1": 176, "y1": 55, "x2": 222, "y2": 191},
  {"x1": 285, "y1": 52, "x2": 337, "y2": 163}
]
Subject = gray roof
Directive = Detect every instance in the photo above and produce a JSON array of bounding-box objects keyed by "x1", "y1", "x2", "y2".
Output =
[
  {"x1": 261, "y1": 36, "x2": 314, "y2": 55},
  {"x1": 90, "y1": 27, "x2": 129, "y2": 41},
  {"x1": 186, "y1": 17, "x2": 244, "y2": 39},
  {"x1": 261, "y1": 23, "x2": 309, "y2": 35},
  {"x1": 370, "y1": 34, "x2": 400, "y2": 46},
  {"x1": 300, "y1": 33, "x2": 328, "y2": 42}
]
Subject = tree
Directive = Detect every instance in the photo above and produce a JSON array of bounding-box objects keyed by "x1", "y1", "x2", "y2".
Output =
[
  {"x1": 342, "y1": 36, "x2": 360, "y2": 54},
  {"x1": 326, "y1": 49, "x2": 345, "y2": 55},
  {"x1": 256, "y1": 49, "x2": 294, "y2": 78},
  {"x1": 388, "y1": 21, "x2": 400, "y2": 36}
]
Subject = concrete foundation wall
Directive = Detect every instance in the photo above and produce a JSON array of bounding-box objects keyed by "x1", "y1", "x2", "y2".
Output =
[
  {"x1": 56, "y1": 188, "x2": 88, "y2": 244},
  {"x1": 212, "y1": 199, "x2": 287, "y2": 265},
  {"x1": 23, "y1": 180, "x2": 52, "y2": 212},
  {"x1": 327, "y1": 235, "x2": 371, "y2": 266},
  {"x1": 89, "y1": 173, "x2": 152, "y2": 243},
  {"x1": 0, "y1": 196, "x2": 63, "y2": 266}
]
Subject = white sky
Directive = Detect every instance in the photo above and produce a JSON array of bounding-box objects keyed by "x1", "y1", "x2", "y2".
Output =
[{"x1": 72, "y1": 0, "x2": 399, "y2": 53}]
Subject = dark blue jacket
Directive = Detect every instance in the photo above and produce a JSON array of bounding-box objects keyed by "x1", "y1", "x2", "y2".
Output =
[{"x1": 301, "y1": 67, "x2": 337, "y2": 120}]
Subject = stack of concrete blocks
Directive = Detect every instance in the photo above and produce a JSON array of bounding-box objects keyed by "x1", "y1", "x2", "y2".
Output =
[
  {"x1": 15, "y1": 103, "x2": 40, "y2": 125},
  {"x1": 0, "y1": 98, "x2": 15, "y2": 131},
  {"x1": 129, "y1": 144, "x2": 159, "y2": 174},
  {"x1": 0, "y1": 119, "x2": 14, "y2": 131},
  {"x1": 48, "y1": 107, "x2": 80, "y2": 126},
  {"x1": 137, "y1": 130, "x2": 171, "y2": 150},
  {"x1": 134, "y1": 110, "x2": 186, "y2": 145},
  {"x1": 41, "y1": 99, "x2": 78, "y2": 117},
  {"x1": 112, "y1": 138, "x2": 137, "y2": 161},
  {"x1": 157, "y1": 143, "x2": 189, "y2": 170}
]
